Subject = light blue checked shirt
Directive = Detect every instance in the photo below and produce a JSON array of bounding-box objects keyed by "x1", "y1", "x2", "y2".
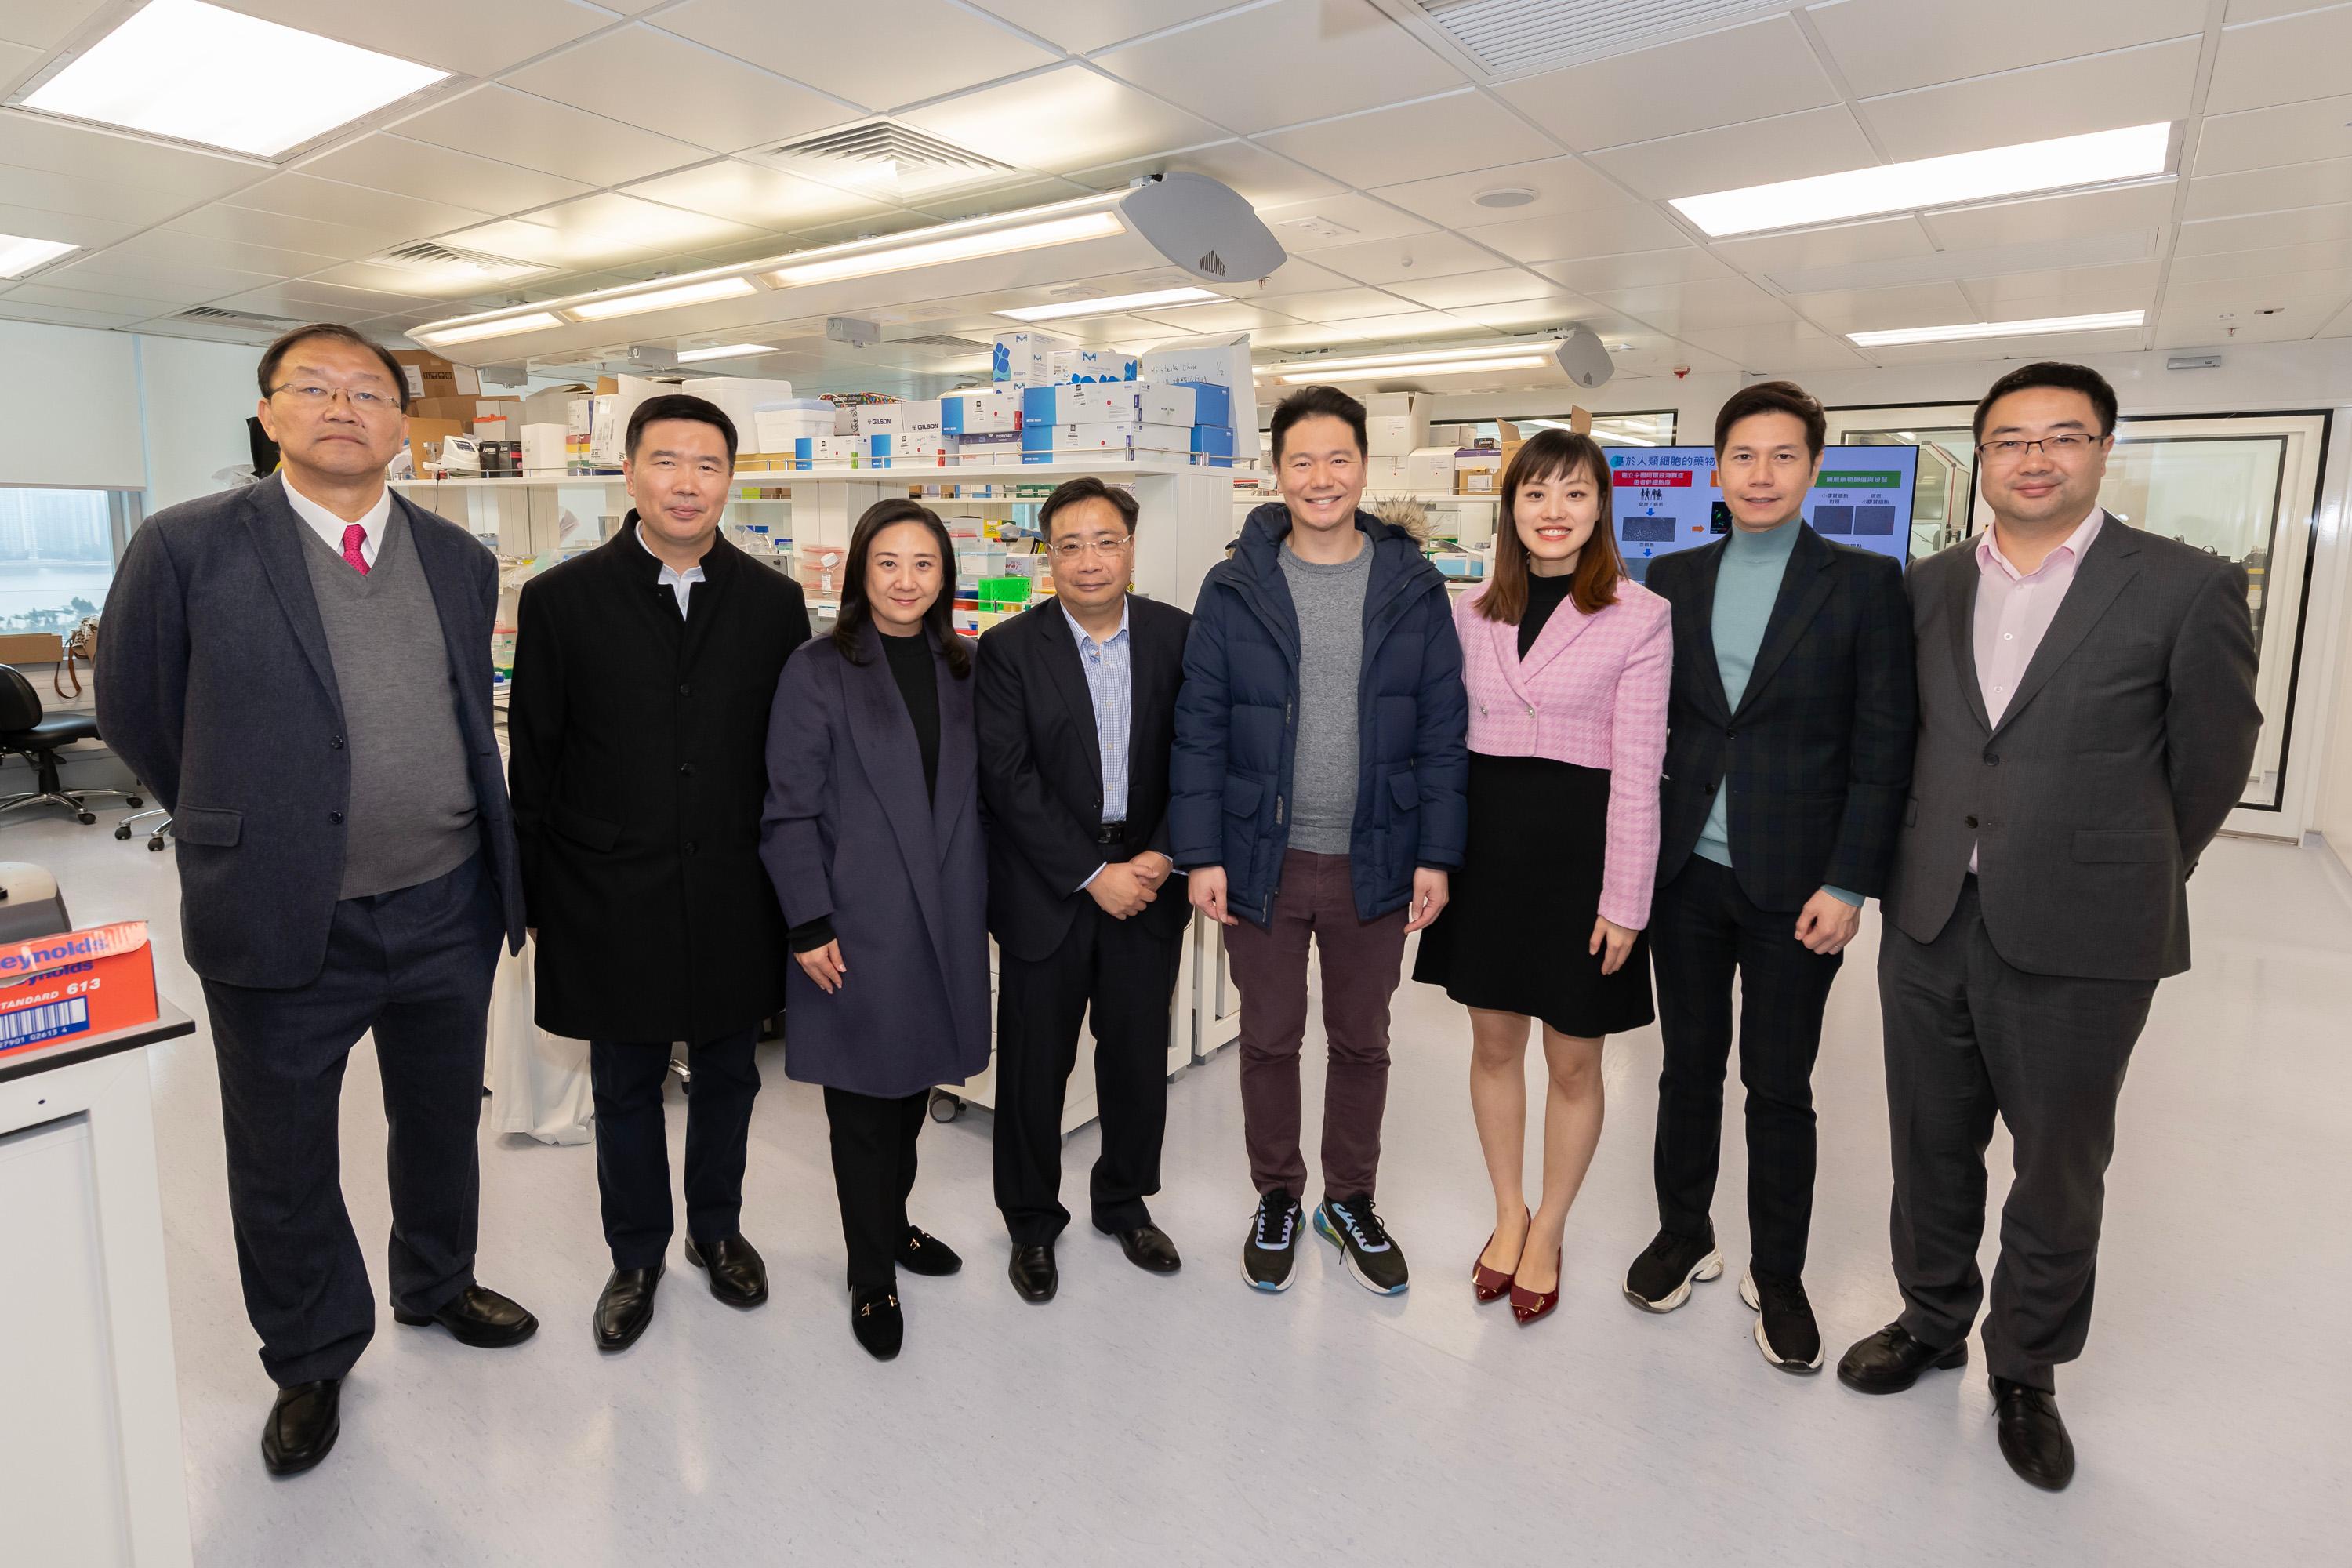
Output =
[{"x1": 1065, "y1": 597, "x2": 1131, "y2": 892}]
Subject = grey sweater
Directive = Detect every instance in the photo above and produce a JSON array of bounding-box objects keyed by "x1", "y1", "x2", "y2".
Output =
[
  {"x1": 1278, "y1": 538, "x2": 1371, "y2": 855},
  {"x1": 299, "y1": 511, "x2": 480, "y2": 898}
]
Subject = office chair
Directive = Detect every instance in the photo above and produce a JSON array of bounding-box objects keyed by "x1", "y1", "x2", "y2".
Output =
[{"x1": 0, "y1": 664, "x2": 141, "y2": 826}]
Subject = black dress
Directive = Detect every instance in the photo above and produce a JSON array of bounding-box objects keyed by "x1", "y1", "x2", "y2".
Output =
[{"x1": 1412, "y1": 574, "x2": 1657, "y2": 1037}]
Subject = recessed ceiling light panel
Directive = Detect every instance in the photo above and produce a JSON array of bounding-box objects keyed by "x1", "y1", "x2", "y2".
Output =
[
  {"x1": 0, "y1": 233, "x2": 78, "y2": 278},
  {"x1": 1848, "y1": 310, "x2": 2145, "y2": 347},
  {"x1": 1671, "y1": 122, "x2": 2171, "y2": 238},
  {"x1": 1277, "y1": 355, "x2": 1548, "y2": 384},
  {"x1": 996, "y1": 286, "x2": 1218, "y2": 322},
  {"x1": 674, "y1": 343, "x2": 780, "y2": 364},
  {"x1": 23, "y1": 0, "x2": 449, "y2": 158}
]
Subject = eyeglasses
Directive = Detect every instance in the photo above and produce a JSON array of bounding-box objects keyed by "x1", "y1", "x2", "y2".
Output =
[
  {"x1": 270, "y1": 382, "x2": 400, "y2": 413},
  {"x1": 1050, "y1": 535, "x2": 1133, "y2": 561},
  {"x1": 1976, "y1": 433, "x2": 2101, "y2": 463}
]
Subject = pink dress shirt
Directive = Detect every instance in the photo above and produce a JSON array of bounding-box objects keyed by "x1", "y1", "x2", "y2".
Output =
[
  {"x1": 1455, "y1": 577, "x2": 1672, "y2": 929},
  {"x1": 1969, "y1": 508, "x2": 2105, "y2": 869}
]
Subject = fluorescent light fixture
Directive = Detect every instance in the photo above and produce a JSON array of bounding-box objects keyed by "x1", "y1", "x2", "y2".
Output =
[
  {"x1": 1848, "y1": 310, "x2": 2144, "y2": 347},
  {"x1": 571, "y1": 276, "x2": 759, "y2": 321},
  {"x1": 996, "y1": 286, "x2": 1219, "y2": 322},
  {"x1": 766, "y1": 211, "x2": 1126, "y2": 289},
  {"x1": 0, "y1": 234, "x2": 78, "y2": 278},
  {"x1": 23, "y1": 0, "x2": 448, "y2": 158},
  {"x1": 1277, "y1": 355, "x2": 1548, "y2": 384},
  {"x1": 417, "y1": 312, "x2": 564, "y2": 347},
  {"x1": 674, "y1": 343, "x2": 779, "y2": 364},
  {"x1": 1671, "y1": 122, "x2": 2172, "y2": 238},
  {"x1": 1268, "y1": 343, "x2": 1556, "y2": 376}
]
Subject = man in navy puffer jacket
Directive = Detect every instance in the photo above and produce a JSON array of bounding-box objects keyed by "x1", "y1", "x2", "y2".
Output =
[{"x1": 1171, "y1": 385, "x2": 1468, "y2": 1298}]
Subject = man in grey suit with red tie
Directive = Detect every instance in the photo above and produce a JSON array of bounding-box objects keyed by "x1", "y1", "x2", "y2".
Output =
[
  {"x1": 1838, "y1": 363, "x2": 2261, "y2": 1491},
  {"x1": 101, "y1": 325, "x2": 535, "y2": 1478}
]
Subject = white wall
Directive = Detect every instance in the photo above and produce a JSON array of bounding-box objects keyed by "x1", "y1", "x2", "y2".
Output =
[
  {"x1": 0, "y1": 321, "x2": 146, "y2": 490},
  {"x1": 136, "y1": 336, "x2": 265, "y2": 516}
]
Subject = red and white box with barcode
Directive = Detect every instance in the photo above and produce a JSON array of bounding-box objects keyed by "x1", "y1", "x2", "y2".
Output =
[{"x1": 0, "y1": 921, "x2": 160, "y2": 1058}]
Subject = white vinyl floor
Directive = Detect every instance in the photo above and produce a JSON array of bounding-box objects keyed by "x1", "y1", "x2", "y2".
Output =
[{"x1": 16, "y1": 808, "x2": 2347, "y2": 1566}]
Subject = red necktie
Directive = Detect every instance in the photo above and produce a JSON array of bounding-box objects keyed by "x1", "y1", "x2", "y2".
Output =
[{"x1": 342, "y1": 523, "x2": 370, "y2": 576}]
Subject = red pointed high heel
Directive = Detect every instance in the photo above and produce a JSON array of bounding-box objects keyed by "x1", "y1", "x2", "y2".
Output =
[{"x1": 1472, "y1": 1207, "x2": 1530, "y2": 1304}]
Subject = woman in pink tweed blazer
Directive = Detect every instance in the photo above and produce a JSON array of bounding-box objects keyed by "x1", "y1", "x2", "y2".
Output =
[{"x1": 1412, "y1": 428, "x2": 1671, "y2": 1326}]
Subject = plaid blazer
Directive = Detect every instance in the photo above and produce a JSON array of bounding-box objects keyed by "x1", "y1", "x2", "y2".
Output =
[{"x1": 1649, "y1": 524, "x2": 1916, "y2": 913}]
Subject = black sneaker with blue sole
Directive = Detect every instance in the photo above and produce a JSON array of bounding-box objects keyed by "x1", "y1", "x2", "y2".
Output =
[
  {"x1": 1316, "y1": 1194, "x2": 1410, "y2": 1295},
  {"x1": 1243, "y1": 1187, "x2": 1304, "y2": 1292}
]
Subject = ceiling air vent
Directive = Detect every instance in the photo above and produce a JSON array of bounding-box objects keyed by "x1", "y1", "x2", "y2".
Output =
[
  {"x1": 1412, "y1": 0, "x2": 1782, "y2": 77},
  {"x1": 752, "y1": 120, "x2": 1012, "y2": 200},
  {"x1": 367, "y1": 241, "x2": 552, "y2": 282},
  {"x1": 175, "y1": 306, "x2": 307, "y2": 331}
]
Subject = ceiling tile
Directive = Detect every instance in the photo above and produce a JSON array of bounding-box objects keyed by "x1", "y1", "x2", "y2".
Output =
[
  {"x1": 297, "y1": 133, "x2": 594, "y2": 214},
  {"x1": 1310, "y1": 229, "x2": 1508, "y2": 285},
  {"x1": 2176, "y1": 204, "x2": 2352, "y2": 254},
  {"x1": 1367, "y1": 154, "x2": 1624, "y2": 230},
  {"x1": 1804, "y1": 0, "x2": 2205, "y2": 97},
  {"x1": 46, "y1": 256, "x2": 279, "y2": 305},
  {"x1": 2195, "y1": 94, "x2": 2352, "y2": 178},
  {"x1": 0, "y1": 166, "x2": 202, "y2": 228},
  {"x1": 2185, "y1": 159, "x2": 2352, "y2": 222},
  {"x1": 212, "y1": 285, "x2": 412, "y2": 325},
  {"x1": 212, "y1": 0, "x2": 614, "y2": 77},
  {"x1": 1864, "y1": 325, "x2": 2146, "y2": 362},
  {"x1": 621, "y1": 160, "x2": 898, "y2": 232},
  {"x1": 1495, "y1": 17, "x2": 1835, "y2": 151},
  {"x1": 2155, "y1": 301, "x2": 2334, "y2": 349},
  {"x1": 1129, "y1": 301, "x2": 1298, "y2": 333},
  {"x1": 2161, "y1": 267, "x2": 2352, "y2": 311},
  {"x1": 3, "y1": 281, "x2": 186, "y2": 318},
  {"x1": 1379, "y1": 268, "x2": 1574, "y2": 310},
  {"x1": 655, "y1": 0, "x2": 1056, "y2": 114},
  {"x1": 1256, "y1": 89, "x2": 1559, "y2": 189},
  {"x1": 1254, "y1": 285, "x2": 1416, "y2": 321},
  {"x1": 0, "y1": 38, "x2": 37, "y2": 90},
  {"x1": 164, "y1": 201, "x2": 404, "y2": 260},
  {"x1": 0, "y1": 0, "x2": 105, "y2": 50},
  {"x1": 1066, "y1": 139, "x2": 1346, "y2": 209},
  {"x1": 1455, "y1": 205, "x2": 1692, "y2": 265},
  {"x1": 1446, "y1": 297, "x2": 1606, "y2": 332},
  {"x1": 901, "y1": 64, "x2": 1225, "y2": 177},
  {"x1": 0, "y1": 109, "x2": 261, "y2": 198},
  {"x1": 906, "y1": 176, "x2": 1095, "y2": 223},
  {"x1": 1676, "y1": 321, "x2": 1870, "y2": 371},
  {"x1": 1957, "y1": 260, "x2": 2161, "y2": 313},
  {"x1": 1210, "y1": 256, "x2": 1354, "y2": 299},
  {"x1": 1249, "y1": 321, "x2": 1373, "y2": 348},
  {"x1": 961, "y1": 0, "x2": 1237, "y2": 53},
  {"x1": 1713, "y1": 217, "x2": 1934, "y2": 281},
  {"x1": 307, "y1": 260, "x2": 532, "y2": 301},
  {"x1": 390, "y1": 85, "x2": 710, "y2": 188},
  {"x1": 2321, "y1": 299, "x2": 2352, "y2": 337},
  {"x1": 1920, "y1": 181, "x2": 2178, "y2": 250},
  {"x1": 501, "y1": 25, "x2": 855, "y2": 156},
  {"x1": 93, "y1": 228, "x2": 339, "y2": 280},
  {"x1": 223, "y1": 173, "x2": 493, "y2": 245},
  {"x1": 0, "y1": 299, "x2": 147, "y2": 329},
  {"x1": 2169, "y1": 239, "x2": 2352, "y2": 282},
  {"x1": 1781, "y1": 281, "x2": 1978, "y2": 332},
  {"x1": 1588, "y1": 107, "x2": 1876, "y2": 201},
  {"x1": 1534, "y1": 249, "x2": 1731, "y2": 292},
  {"x1": 1858, "y1": 38, "x2": 2200, "y2": 163},
  {"x1": 1586, "y1": 275, "x2": 1793, "y2": 333},
  {"x1": 0, "y1": 202, "x2": 135, "y2": 250},
  {"x1": 437, "y1": 193, "x2": 770, "y2": 269},
  {"x1": 2206, "y1": 5, "x2": 2352, "y2": 114},
  {"x1": 1255, "y1": 193, "x2": 1439, "y2": 251},
  {"x1": 1094, "y1": 0, "x2": 1462, "y2": 136},
  {"x1": 1303, "y1": 309, "x2": 1494, "y2": 342}
]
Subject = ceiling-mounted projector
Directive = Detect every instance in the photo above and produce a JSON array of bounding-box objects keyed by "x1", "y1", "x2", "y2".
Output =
[{"x1": 1553, "y1": 325, "x2": 1613, "y2": 389}]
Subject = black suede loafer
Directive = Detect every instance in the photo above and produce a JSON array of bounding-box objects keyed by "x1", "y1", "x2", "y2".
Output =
[
  {"x1": 901, "y1": 1225, "x2": 963, "y2": 1277},
  {"x1": 684, "y1": 1233, "x2": 769, "y2": 1308},
  {"x1": 261, "y1": 1379, "x2": 341, "y2": 1478},
  {"x1": 851, "y1": 1284, "x2": 903, "y2": 1360},
  {"x1": 393, "y1": 1283, "x2": 539, "y2": 1348}
]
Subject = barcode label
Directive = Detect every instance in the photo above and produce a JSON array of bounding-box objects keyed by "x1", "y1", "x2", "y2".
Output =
[{"x1": 0, "y1": 997, "x2": 91, "y2": 1050}]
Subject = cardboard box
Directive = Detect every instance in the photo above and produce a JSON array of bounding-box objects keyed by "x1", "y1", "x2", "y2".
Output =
[
  {"x1": 521, "y1": 423, "x2": 566, "y2": 476},
  {"x1": 1178, "y1": 379, "x2": 1233, "y2": 429},
  {"x1": 993, "y1": 330, "x2": 1076, "y2": 386},
  {"x1": 1141, "y1": 336, "x2": 1258, "y2": 463},
  {"x1": 1029, "y1": 380, "x2": 1197, "y2": 427},
  {"x1": 0, "y1": 920, "x2": 159, "y2": 1057},
  {"x1": 1365, "y1": 454, "x2": 1412, "y2": 488},
  {"x1": 1192, "y1": 423, "x2": 1236, "y2": 467},
  {"x1": 1454, "y1": 446, "x2": 1503, "y2": 494},
  {"x1": 521, "y1": 383, "x2": 593, "y2": 427},
  {"x1": 1406, "y1": 445, "x2": 1457, "y2": 492},
  {"x1": 403, "y1": 418, "x2": 471, "y2": 472},
  {"x1": 942, "y1": 389, "x2": 1022, "y2": 435},
  {"x1": 680, "y1": 377, "x2": 795, "y2": 445},
  {"x1": 1067, "y1": 349, "x2": 1138, "y2": 383},
  {"x1": 391, "y1": 350, "x2": 479, "y2": 400},
  {"x1": 0, "y1": 632, "x2": 63, "y2": 664}
]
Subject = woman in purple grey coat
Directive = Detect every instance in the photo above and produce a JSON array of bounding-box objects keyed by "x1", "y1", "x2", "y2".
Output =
[{"x1": 760, "y1": 499, "x2": 991, "y2": 1360}]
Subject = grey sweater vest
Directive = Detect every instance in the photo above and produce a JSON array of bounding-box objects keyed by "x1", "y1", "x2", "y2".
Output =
[{"x1": 299, "y1": 510, "x2": 479, "y2": 898}]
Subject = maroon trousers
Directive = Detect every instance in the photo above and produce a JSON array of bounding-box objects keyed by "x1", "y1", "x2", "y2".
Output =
[{"x1": 1223, "y1": 849, "x2": 1410, "y2": 1201}]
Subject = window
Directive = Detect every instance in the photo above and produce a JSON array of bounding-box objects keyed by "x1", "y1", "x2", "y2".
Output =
[{"x1": 0, "y1": 488, "x2": 135, "y2": 633}]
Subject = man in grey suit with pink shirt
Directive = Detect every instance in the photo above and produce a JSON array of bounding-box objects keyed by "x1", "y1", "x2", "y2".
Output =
[{"x1": 1838, "y1": 362, "x2": 2261, "y2": 1492}]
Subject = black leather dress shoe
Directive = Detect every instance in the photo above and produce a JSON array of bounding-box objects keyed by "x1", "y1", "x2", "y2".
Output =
[
  {"x1": 684, "y1": 1233, "x2": 769, "y2": 1308},
  {"x1": 901, "y1": 1225, "x2": 962, "y2": 1277},
  {"x1": 261, "y1": 1379, "x2": 340, "y2": 1477},
  {"x1": 850, "y1": 1284, "x2": 903, "y2": 1360},
  {"x1": 1103, "y1": 1221, "x2": 1182, "y2": 1274},
  {"x1": 1837, "y1": 1321, "x2": 1968, "y2": 1394},
  {"x1": 1991, "y1": 1375, "x2": 2075, "y2": 1490},
  {"x1": 1008, "y1": 1243, "x2": 1058, "y2": 1302},
  {"x1": 392, "y1": 1283, "x2": 539, "y2": 1348},
  {"x1": 594, "y1": 1266, "x2": 662, "y2": 1352}
]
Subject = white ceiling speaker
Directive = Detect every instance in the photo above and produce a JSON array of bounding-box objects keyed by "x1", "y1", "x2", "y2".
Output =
[
  {"x1": 1553, "y1": 325, "x2": 1614, "y2": 388},
  {"x1": 410, "y1": 174, "x2": 1286, "y2": 361},
  {"x1": 1472, "y1": 186, "x2": 1539, "y2": 209}
]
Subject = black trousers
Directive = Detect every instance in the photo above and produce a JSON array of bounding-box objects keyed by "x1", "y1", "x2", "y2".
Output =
[
  {"x1": 1879, "y1": 878, "x2": 2153, "y2": 1391},
  {"x1": 589, "y1": 1027, "x2": 760, "y2": 1270},
  {"x1": 824, "y1": 1087, "x2": 930, "y2": 1288},
  {"x1": 993, "y1": 898, "x2": 1182, "y2": 1247},
  {"x1": 200, "y1": 851, "x2": 503, "y2": 1388},
  {"x1": 1648, "y1": 855, "x2": 1844, "y2": 1277}
]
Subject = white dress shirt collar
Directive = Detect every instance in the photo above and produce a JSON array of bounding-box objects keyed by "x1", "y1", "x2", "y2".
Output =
[
  {"x1": 1060, "y1": 595, "x2": 1131, "y2": 650},
  {"x1": 634, "y1": 519, "x2": 707, "y2": 617},
  {"x1": 282, "y1": 472, "x2": 392, "y2": 568}
]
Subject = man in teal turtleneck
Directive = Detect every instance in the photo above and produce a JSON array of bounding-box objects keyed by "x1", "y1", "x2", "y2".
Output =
[{"x1": 1624, "y1": 380, "x2": 1916, "y2": 1375}]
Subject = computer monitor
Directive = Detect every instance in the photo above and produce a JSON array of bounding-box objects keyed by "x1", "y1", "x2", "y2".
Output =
[{"x1": 1606, "y1": 445, "x2": 1918, "y2": 582}]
